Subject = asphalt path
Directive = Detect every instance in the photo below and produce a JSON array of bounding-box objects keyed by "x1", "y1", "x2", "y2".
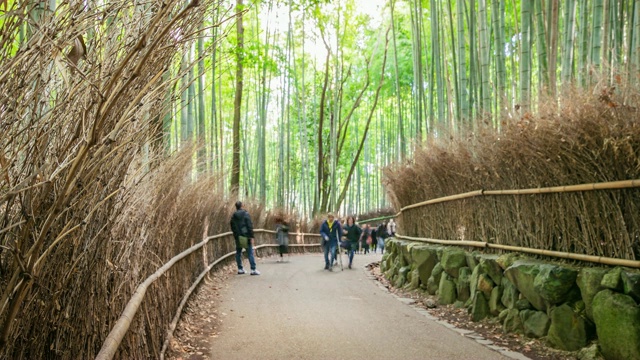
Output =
[{"x1": 210, "y1": 252, "x2": 511, "y2": 360}]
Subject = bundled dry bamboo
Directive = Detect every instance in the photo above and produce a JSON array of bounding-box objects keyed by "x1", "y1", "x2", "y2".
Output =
[
  {"x1": 385, "y1": 85, "x2": 640, "y2": 262},
  {"x1": 0, "y1": 1, "x2": 247, "y2": 358}
]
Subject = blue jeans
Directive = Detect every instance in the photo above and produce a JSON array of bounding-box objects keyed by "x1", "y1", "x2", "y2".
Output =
[
  {"x1": 348, "y1": 248, "x2": 355, "y2": 265},
  {"x1": 323, "y1": 242, "x2": 336, "y2": 268},
  {"x1": 236, "y1": 244, "x2": 256, "y2": 271},
  {"x1": 378, "y1": 237, "x2": 385, "y2": 254}
]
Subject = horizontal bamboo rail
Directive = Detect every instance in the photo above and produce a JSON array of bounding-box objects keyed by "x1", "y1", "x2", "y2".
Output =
[
  {"x1": 98, "y1": 230, "x2": 322, "y2": 360},
  {"x1": 400, "y1": 179, "x2": 640, "y2": 213},
  {"x1": 393, "y1": 235, "x2": 640, "y2": 269},
  {"x1": 358, "y1": 214, "x2": 400, "y2": 224},
  {"x1": 486, "y1": 243, "x2": 640, "y2": 268},
  {"x1": 395, "y1": 234, "x2": 488, "y2": 248},
  {"x1": 376, "y1": 179, "x2": 640, "y2": 268}
]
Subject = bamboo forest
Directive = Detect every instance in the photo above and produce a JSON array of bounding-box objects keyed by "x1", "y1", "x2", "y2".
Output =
[
  {"x1": 2, "y1": 0, "x2": 640, "y2": 359},
  {"x1": 4, "y1": 0, "x2": 639, "y2": 216},
  {"x1": 162, "y1": 0, "x2": 640, "y2": 216}
]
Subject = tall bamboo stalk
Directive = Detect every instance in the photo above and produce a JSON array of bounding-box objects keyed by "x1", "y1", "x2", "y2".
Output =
[
  {"x1": 577, "y1": 0, "x2": 589, "y2": 86},
  {"x1": 602, "y1": 0, "x2": 612, "y2": 74},
  {"x1": 409, "y1": 0, "x2": 424, "y2": 140},
  {"x1": 446, "y1": 0, "x2": 460, "y2": 126},
  {"x1": 632, "y1": 0, "x2": 640, "y2": 71},
  {"x1": 231, "y1": 0, "x2": 244, "y2": 194},
  {"x1": 197, "y1": 35, "x2": 206, "y2": 174},
  {"x1": 548, "y1": 0, "x2": 559, "y2": 97},
  {"x1": 492, "y1": 0, "x2": 506, "y2": 116},
  {"x1": 561, "y1": 0, "x2": 577, "y2": 86},
  {"x1": 520, "y1": 0, "x2": 532, "y2": 111},
  {"x1": 478, "y1": 0, "x2": 491, "y2": 114},
  {"x1": 468, "y1": 0, "x2": 477, "y2": 124},
  {"x1": 390, "y1": 0, "x2": 406, "y2": 159},
  {"x1": 534, "y1": 0, "x2": 549, "y2": 88},
  {"x1": 592, "y1": 0, "x2": 604, "y2": 75},
  {"x1": 457, "y1": 0, "x2": 468, "y2": 122},
  {"x1": 430, "y1": 0, "x2": 445, "y2": 123}
]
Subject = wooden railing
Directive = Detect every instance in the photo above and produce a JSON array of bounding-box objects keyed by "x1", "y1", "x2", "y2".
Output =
[
  {"x1": 364, "y1": 179, "x2": 640, "y2": 269},
  {"x1": 96, "y1": 230, "x2": 321, "y2": 360},
  {"x1": 97, "y1": 179, "x2": 640, "y2": 358}
]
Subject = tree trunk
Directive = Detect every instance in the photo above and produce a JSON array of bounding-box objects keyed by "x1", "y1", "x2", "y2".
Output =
[
  {"x1": 548, "y1": 0, "x2": 559, "y2": 97},
  {"x1": 390, "y1": 0, "x2": 406, "y2": 159},
  {"x1": 520, "y1": 0, "x2": 531, "y2": 112},
  {"x1": 231, "y1": 0, "x2": 244, "y2": 194}
]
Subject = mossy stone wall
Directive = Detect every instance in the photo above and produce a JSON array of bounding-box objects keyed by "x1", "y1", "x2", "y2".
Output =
[{"x1": 381, "y1": 239, "x2": 640, "y2": 359}]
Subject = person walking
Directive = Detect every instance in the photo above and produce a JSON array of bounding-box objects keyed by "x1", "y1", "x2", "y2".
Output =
[
  {"x1": 320, "y1": 213, "x2": 342, "y2": 271},
  {"x1": 275, "y1": 217, "x2": 290, "y2": 262},
  {"x1": 342, "y1": 216, "x2": 362, "y2": 269},
  {"x1": 370, "y1": 225, "x2": 378, "y2": 254},
  {"x1": 377, "y1": 222, "x2": 388, "y2": 255},
  {"x1": 230, "y1": 201, "x2": 260, "y2": 275},
  {"x1": 387, "y1": 218, "x2": 397, "y2": 237},
  {"x1": 360, "y1": 224, "x2": 371, "y2": 255}
]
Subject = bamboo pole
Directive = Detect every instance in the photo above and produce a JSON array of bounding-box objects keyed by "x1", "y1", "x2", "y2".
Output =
[
  {"x1": 401, "y1": 179, "x2": 640, "y2": 213},
  {"x1": 393, "y1": 234, "x2": 640, "y2": 268},
  {"x1": 396, "y1": 234, "x2": 488, "y2": 248},
  {"x1": 358, "y1": 213, "x2": 401, "y2": 224},
  {"x1": 482, "y1": 179, "x2": 640, "y2": 195},
  {"x1": 401, "y1": 190, "x2": 484, "y2": 211},
  {"x1": 486, "y1": 243, "x2": 640, "y2": 268}
]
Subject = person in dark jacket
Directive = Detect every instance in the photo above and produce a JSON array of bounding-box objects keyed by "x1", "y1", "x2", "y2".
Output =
[
  {"x1": 377, "y1": 222, "x2": 388, "y2": 254},
  {"x1": 229, "y1": 201, "x2": 260, "y2": 275},
  {"x1": 342, "y1": 216, "x2": 362, "y2": 269},
  {"x1": 319, "y1": 213, "x2": 342, "y2": 271}
]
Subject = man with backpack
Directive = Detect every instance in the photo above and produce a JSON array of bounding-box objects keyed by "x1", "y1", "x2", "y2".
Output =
[{"x1": 230, "y1": 201, "x2": 260, "y2": 275}]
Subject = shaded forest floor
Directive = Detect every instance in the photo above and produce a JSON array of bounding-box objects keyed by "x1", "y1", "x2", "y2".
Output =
[{"x1": 166, "y1": 258, "x2": 578, "y2": 360}]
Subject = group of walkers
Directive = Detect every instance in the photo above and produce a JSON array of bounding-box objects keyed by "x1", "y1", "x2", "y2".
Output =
[
  {"x1": 320, "y1": 214, "x2": 396, "y2": 271},
  {"x1": 230, "y1": 200, "x2": 397, "y2": 275}
]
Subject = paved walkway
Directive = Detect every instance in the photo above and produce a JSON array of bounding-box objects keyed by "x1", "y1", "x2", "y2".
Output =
[{"x1": 210, "y1": 252, "x2": 519, "y2": 360}]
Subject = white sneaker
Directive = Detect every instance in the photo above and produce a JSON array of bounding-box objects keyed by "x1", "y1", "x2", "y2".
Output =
[
  {"x1": 237, "y1": 269, "x2": 246, "y2": 274},
  {"x1": 250, "y1": 270, "x2": 261, "y2": 275}
]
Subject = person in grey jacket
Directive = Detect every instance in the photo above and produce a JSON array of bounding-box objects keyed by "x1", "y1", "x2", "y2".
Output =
[
  {"x1": 275, "y1": 217, "x2": 290, "y2": 262},
  {"x1": 230, "y1": 201, "x2": 260, "y2": 275}
]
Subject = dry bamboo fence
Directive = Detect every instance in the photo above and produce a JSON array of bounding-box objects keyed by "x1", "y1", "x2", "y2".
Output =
[
  {"x1": 0, "y1": 0, "x2": 236, "y2": 357},
  {"x1": 384, "y1": 179, "x2": 640, "y2": 269},
  {"x1": 97, "y1": 230, "x2": 322, "y2": 360}
]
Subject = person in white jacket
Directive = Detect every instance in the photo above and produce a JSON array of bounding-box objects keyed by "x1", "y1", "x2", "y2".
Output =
[{"x1": 387, "y1": 218, "x2": 397, "y2": 237}]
